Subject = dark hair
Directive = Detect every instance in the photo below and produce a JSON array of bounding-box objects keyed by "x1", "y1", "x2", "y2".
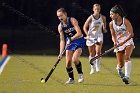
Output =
[{"x1": 110, "y1": 5, "x2": 127, "y2": 17}]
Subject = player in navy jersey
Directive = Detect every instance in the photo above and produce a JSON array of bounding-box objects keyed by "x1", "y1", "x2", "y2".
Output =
[
  {"x1": 56, "y1": 8, "x2": 85, "y2": 84},
  {"x1": 109, "y1": 5, "x2": 134, "y2": 84}
]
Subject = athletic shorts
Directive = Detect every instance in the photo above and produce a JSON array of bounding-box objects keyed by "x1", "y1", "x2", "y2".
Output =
[
  {"x1": 86, "y1": 33, "x2": 103, "y2": 46},
  {"x1": 66, "y1": 36, "x2": 85, "y2": 51},
  {"x1": 114, "y1": 38, "x2": 135, "y2": 52}
]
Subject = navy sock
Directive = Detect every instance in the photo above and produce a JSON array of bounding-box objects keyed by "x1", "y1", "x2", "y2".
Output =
[
  {"x1": 75, "y1": 61, "x2": 83, "y2": 74},
  {"x1": 66, "y1": 67, "x2": 74, "y2": 80}
]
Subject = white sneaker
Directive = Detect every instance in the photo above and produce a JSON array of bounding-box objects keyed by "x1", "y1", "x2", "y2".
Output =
[
  {"x1": 78, "y1": 74, "x2": 84, "y2": 83},
  {"x1": 90, "y1": 65, "x2": 95, "y2": 74},
  {"x1": 65, "y1": 78, "x2": 74, "y2": 84}
]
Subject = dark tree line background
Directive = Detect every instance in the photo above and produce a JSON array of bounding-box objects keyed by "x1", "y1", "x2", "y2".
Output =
[{"x1": 0, "y1": 0, "x2": 140, "y2": 56}]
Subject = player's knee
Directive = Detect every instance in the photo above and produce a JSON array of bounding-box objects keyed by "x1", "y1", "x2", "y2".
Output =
[
  {"x1": 125, "y1": 55, "x2": 130, "y2": 61},
  {"x1": 72, "y1": 58, "x2": 79, "y2": 65}
]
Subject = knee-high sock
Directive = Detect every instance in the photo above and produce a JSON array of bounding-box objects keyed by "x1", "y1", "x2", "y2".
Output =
[
  {"x1": 75, "y1": 61, "x2": 83, "y2": 74},
  {"x1": 66, "y1": 67, "x2": 74, "y2": 80},
  {"x1": 125, "y1": 61, "x2": 132, "y2": 78},
  {"x1": 95, "y1": 54, "x2": 100, "y2": 71}
]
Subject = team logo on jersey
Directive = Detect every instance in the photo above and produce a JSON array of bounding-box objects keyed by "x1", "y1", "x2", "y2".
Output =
[
  {"x1": 116, "y1": 28, "x2": 126, "y2": 39},
  {"x1": 64, "y1": 27, "x2": 75, "y2": 33},
  {"x1": 116, "y1": 28, "x2": 126, "y2": 32},
  {"x1": 94, "y1": 21, "x2": 102, "y2": 25}
]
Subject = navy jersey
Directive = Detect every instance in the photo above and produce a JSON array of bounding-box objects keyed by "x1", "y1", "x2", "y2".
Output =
[
  {"x1": 61, "y1": 17, "x2": 76, "y2": 37},
  {"x1": 61, "y1": 17, "x2": 85, "y2": 51}
]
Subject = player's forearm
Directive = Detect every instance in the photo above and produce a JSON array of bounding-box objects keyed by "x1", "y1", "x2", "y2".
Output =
[
  {"x1": 124, "y1": 33, "x2": 134, "y2": 43},
  {"x1": 112, "y1": 36, "x2": 117, "y2": 44},
  {"x1": 83, "y1": 27, "x2": 88, "y2": 36},
  {"x1": 103, "y1": 24, "x2": 107, "y2": 33},
  {"x1": 59, "y1": 41, "x2": 65, "y2": 54},
  {"x1": 71, "y1": 31, "x2": 82, "y2": 41}
]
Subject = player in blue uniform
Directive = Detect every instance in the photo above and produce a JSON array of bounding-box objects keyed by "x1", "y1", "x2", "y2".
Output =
[{"x1": 57, "y1": 8, "x2": 85, "y2": 84}]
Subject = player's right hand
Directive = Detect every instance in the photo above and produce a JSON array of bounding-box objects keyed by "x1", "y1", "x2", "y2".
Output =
[{"x1": 114, "y1": 42, "x2": 118, "y2": 47}]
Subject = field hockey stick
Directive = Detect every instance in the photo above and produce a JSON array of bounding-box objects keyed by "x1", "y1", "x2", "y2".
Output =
[
  {"x1": 89, "y1": 33, "x2": 134, "y2": 65},
  {"x1": 90, "y1": 45, "x2": 119, "y2": 65},
  {"x1": 41, "y1": 45, "x2": 68, "y2": 83}
]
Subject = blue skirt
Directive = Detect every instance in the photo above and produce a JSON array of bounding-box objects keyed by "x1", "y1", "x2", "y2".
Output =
[{"x1": 66, "y1": 37, "x2": 85, "y2": 51}]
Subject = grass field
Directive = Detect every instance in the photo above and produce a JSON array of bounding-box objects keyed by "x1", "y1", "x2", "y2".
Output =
[{"x1": 0, "y1": 55, "x2": 140, "y2": 93}]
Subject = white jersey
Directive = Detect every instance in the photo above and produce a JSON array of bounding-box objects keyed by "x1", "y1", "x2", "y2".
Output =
[
  {"x1": 112, "y1": 17, "x2": 134, "y2": 52},
  {"x1": 113, "y1": 17, "x2": 129, "y2": 41},
  {"x1": 86, "y1": 14, "x2": 104, "y2": 46},
  {"x1": 88, "y1": 14, "x2": 103, "y2": 35}
]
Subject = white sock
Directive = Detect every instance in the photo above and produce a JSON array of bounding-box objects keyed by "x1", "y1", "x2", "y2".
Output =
[
  {"x1": 95, "y1": 54, "x2": 100, "y2": 71},
  {"x1": 125, "y1": 61, "x2": 132, "y2": 78}
]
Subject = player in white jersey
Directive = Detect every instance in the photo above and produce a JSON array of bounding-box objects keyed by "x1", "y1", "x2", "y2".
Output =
[
  {"x1": 109, "y1": 5, "x2": 134, "y2": 84},
  {"x1": 83, "y1": 4, "x2": 107, "y2": 74}
]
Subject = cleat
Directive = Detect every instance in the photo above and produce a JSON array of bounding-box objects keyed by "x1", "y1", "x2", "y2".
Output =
[
  {"x1": 65, "y1": 78, "x2": 74, "y2": 84},
  {"x1": 122, "y1": 76, "x2": 129, "y2": 84},
  {"x1": 78, "y1": 74, "x2": 84, "y2": 83},
  {"x1": 90, "y1": 65, "x2": 95, "y2": 74}
]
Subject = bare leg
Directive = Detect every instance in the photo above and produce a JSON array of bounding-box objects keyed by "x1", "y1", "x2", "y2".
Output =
[
  {"x1": 72, "y1": 48, "x2": 84, "y2": 83},
  {"x1": 116, "y1": 51, "x2": 125, "y2": 78}
]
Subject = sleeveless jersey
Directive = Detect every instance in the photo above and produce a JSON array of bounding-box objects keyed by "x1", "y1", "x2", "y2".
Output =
[
  {"x1": 61, "y1": 17, "x2": 85, "y2": 51},
  {"x1": 112, "y1": 17, "x2": 129, "y2": 40},
  {"x1": 88, "y1": 14, "x2": 103, "y2": 35},
  {"x1": 112, "y1": 17, "x2": 135, "y2": 52},
  {"x1": 61, "y1": 17, "x2": 76, "y2": 37}
]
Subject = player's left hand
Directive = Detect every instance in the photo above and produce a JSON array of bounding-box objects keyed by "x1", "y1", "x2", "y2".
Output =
[
  {"x1": 66, "y1": 39, "x2": 71, "y2": 45},
  {"x1": 67, "y1": 37, "x2": 71, "y2": 45}
]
